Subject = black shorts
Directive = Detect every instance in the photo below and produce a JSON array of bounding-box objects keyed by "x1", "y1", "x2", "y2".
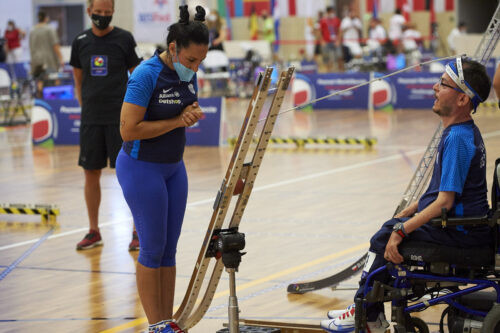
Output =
[{"x1": 79, "y1": 124, "x2": 122, "y2": 170}]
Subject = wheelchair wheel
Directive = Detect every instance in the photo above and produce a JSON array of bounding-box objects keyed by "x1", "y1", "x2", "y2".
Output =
[
  {"x1": 481, "y1": 304, "x2": 500, "y2": 333},
  {"x1": 409, "y1": 317, "x2": 429, "y2": 333}
]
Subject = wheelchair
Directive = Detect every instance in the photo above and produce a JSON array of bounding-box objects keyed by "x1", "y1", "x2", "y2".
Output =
[{"x1": 354, "y1": 157, "x2": 500, "y2": 333}]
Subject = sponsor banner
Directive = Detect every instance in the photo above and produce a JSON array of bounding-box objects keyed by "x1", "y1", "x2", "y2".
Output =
[
  {"x1": 32, "y1": 98, "x2": 81, "y2": 146},
  {"x1": 293, "y1": 71, "x2": 444, "y2": 110},
  {"x1": 313, "y1": 73, "x2": 370, "y2": 109},
  {"x1": 292, "y1": 73, "x2": 370, "y2": 109},
  {"x1": 133, "y1": 0, "x2": 177, "y2": 43},
  {"x1": 392, "y1": 72, "x2": 441, "y2": 109},
  {"x1": 186, "y1": 97, "x2": 224, "y2": 146}
]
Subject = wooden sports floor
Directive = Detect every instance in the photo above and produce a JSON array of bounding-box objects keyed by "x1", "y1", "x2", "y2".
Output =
[{"x1": 1, "y1": 96, "x2": 500, "y2": 333}]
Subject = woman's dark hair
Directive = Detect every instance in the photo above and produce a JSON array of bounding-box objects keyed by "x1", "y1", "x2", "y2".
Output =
[
  {"x1": 462, "y1": 58, "x2": 491, "y2": 104},
  {"x1": 166, "y1": 5, "x2": 209, "y2": 50}
]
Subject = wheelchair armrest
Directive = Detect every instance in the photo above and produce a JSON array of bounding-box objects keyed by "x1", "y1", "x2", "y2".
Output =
[{"x1": 429, "y1": 208, "x2": 499, "y2": 228}]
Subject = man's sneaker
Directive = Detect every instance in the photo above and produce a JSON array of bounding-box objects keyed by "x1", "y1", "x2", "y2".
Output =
[
  {"x1": 327, "y1": 303, "x2": 355, "y2": 319},
  {"x1": 320, "y1": 303, "x2": 355, "y2": 332},
  {"x1": 76, "y1": 230, "x2": 102, "y2": 250},
  {"x1": 129, "y1": 231, "x2": 140, "y2": 251},
  {"x1": 321, "y1": 307, "x2": 389, "y2": 333}
]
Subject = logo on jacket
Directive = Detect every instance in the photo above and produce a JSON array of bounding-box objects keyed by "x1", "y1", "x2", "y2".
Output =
[{"x1": 188, "y1": 83, "x2": 195, "y2": 95}]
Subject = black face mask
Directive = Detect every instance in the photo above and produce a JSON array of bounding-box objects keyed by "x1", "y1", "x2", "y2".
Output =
[{"x1": 91, "y1": 13, "x2": 112, "y2": 30}]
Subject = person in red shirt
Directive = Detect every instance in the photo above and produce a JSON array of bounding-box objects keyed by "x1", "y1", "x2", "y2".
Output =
[
  {"x1": 319, "y1": 6, "x2": 342, "y2": 72},
  {"x1": 4, "y1": 20, "x2": 25, "y2": 65}
]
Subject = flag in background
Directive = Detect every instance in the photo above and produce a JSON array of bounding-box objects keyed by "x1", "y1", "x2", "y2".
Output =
[
  {"x1": 373, "y1": 0, "x2": 379, "y2": 18},
  {"x1": 243, "y1": 0, "x2": 269, "y2": 16},
  {"x1": 217, "y1": 0, "x2": 232, "y2": 40},
  {"x1": 249, "y1": 9, "x2": 259, "y2": 40},
  {"x1": 271, "y1": 0, "x2": 280, "y2": 52},
  {"x1": 368, "y1": 0, "x2": 453, "y2": 16}
]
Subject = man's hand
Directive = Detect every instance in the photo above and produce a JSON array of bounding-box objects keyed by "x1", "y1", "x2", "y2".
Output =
[
  {"x1": 384, "y1": 232, "x2": 404, "y2": 264},
  {"x1": 180, "y1": 102, "x2": 203, "y2": 127}
]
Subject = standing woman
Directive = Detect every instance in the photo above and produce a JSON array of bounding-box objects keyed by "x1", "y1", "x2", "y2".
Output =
[
  {"x1": 116, "y1": 5, "x2": 208, "y2": 333},
  {"x1": 4, "y1": 20, "x2": 25, "y2": 75}
]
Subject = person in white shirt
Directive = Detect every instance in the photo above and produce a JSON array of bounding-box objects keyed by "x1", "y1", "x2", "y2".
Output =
[
  {"x1": 340, "y1": 9, "x2": 362, "y2": 60},
  {"x1": 447, "y1": 22, "x2": 466, "y2": 55},
  {"x1": 389, "y1": 8, "x2": 406, "y2": 48},
  {"x1": 367, "y1": 18, "x2": 387, "y2": 56},
  {"x1": 402, "y1": 23, "x2": 422, "y2": 65}
]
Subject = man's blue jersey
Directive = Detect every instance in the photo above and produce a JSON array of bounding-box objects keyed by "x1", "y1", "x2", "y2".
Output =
[
  {"x1": 122, "y1": 51, "x2": 198, "y2": 163},
  {"x1": 418, "y1": 120, "x2": 488, "y2": 217}
]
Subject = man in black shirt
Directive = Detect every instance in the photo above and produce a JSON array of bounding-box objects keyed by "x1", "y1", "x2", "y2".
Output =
[{"x1": 70, "y1": 0, "x2": 142, "y2": 250}]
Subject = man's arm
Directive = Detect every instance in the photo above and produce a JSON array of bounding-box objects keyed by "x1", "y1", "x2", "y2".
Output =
[
  {"x1": 73, "y1": 67, "x2": 83, "y2": 106},
  {"x1": 53, "y1": 43, "x2": 65, "y2": 70},
  {"x1": 385, "y1": 191, "x2": 455, "y2": 264}
]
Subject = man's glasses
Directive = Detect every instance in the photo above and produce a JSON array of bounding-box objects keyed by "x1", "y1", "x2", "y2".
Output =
[{"x1": 439, "y1": 78, "x2": 463, "y2": 93}]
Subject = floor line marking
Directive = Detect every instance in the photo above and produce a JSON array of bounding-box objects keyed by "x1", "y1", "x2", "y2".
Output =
[{"x1": 0, "y1": 228, "x2": 54, "y2": 281}]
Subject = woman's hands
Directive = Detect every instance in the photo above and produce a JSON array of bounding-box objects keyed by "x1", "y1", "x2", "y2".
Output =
[{"x1": 180, "y1": 102, "x2": 203, "y2": 127}]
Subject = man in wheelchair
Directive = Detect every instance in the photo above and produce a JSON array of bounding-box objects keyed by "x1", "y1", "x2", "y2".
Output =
[{"x1": 321, "y1": 57, "x2": 499, "y2": 333}]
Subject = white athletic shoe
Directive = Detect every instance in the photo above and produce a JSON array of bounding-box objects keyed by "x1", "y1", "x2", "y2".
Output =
[
  {"x1": 321, "y1": 306, "x2": 389, "y2": 333},
  {"x1": 327, "y1": 303, "x2": 355, "y2": 319}
]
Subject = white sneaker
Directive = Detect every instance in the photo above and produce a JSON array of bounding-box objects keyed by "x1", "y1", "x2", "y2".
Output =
[
  {"x1": 320, "y1": 308, "x2": 389, "y2": 333},
  {"x1": 327, "y1": 303, "x2": 355, "y2": 319},
  {"x1": 320, "y1": 304, "x2": 355, "y2": 332}
]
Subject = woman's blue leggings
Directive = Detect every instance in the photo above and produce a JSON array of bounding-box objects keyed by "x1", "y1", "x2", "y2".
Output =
[{"x1": 116, "y1": 149, "x2": 188, "y2": 268}]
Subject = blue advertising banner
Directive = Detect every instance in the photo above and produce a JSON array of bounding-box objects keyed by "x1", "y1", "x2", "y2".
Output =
[
  {"x1": 311, "y1": 73, "x2": 370, "y2": 109},
  {"x1": 292, "y1": 73, "x2": 370, "y2": 109},
  {"x1": 186, "y1": 97, "x2": 224, "y2": 146},
  {"x1": 293, "y1": 72, "x2": 444, "y2": 110},
  {"x1": 391, "y1": 72, "x2": 441, "y2": 109}
]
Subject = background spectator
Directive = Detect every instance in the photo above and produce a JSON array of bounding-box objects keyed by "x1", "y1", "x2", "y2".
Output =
[
  {"x1": 340, "y1": 8, "x2": 362, "y2": 64},
  {"x1": 367, "y1": 17, "x2": 387, "y2": 57},
  {"x1": 319, "y1": 6, "x2": 341, "y2": 72},
  {"x1": 207, "y1": 9, "x2": 226, "y2": 51},
  {"x1": 29, "y1": 11, "x2": 64, "y2": 97},
  {"x1": 259, "y1": 9, "x2": 276, "y2": 59},
  {"x1": 402, "y1": 22, "x2": 422, "y2": 66},
  {"x1": 4, "y1": 20, "x2": 25, "y2": 66},
  {"x1": 389, "y1": 8, "x2": 406, "y2": 49},
  {"x1": 447, "y1": 21, "x2": 466, "y2": 55}
]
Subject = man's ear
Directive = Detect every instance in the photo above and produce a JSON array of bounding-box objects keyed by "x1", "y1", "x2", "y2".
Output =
[{"x1": 457, "y1": 93, "x2": 470, "y2": 108}]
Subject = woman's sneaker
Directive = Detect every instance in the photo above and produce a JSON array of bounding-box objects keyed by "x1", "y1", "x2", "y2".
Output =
[{"x1": 166, "y1": 321, "x2": 185, "y2": 333}]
